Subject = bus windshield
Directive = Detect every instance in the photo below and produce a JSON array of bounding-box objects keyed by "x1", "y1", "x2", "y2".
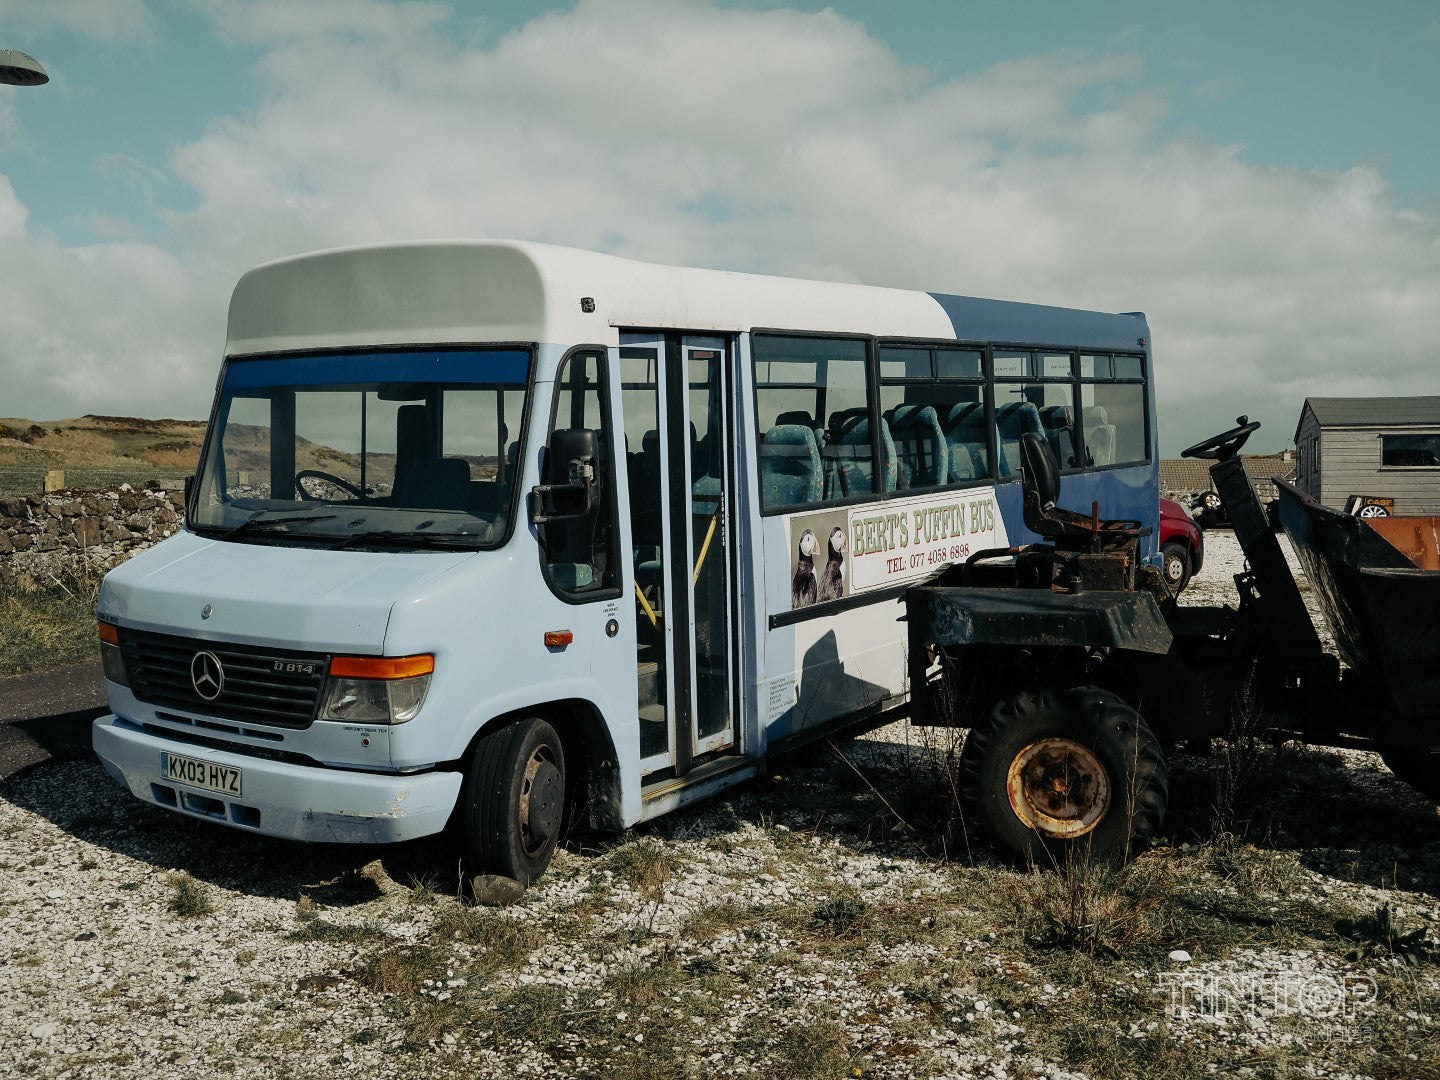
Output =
[{"x1": 191, "y1": 348, "x2": 531, "y2": 549}]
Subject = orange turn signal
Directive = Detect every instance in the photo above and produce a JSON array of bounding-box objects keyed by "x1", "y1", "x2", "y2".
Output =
[
  {"x1": 98, "y1": 622, "x2": 119, "y2": 645},
  {"x1": 544, "y1": 630, "x2": 574, "y2": 648},
  {"x1": 329, "y1": 654, "x2": 434, "y2": 680}
]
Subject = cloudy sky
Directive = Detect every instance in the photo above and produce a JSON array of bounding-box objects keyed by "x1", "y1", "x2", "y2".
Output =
[{"x1": 2, "y1": 0, "x2": 1437, "y2": 454}]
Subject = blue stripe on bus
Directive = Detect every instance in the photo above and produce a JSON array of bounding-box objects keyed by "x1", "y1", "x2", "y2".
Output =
[
  {"x1": 223, "y1": 349, "x2": 530, "y2": 389},
  {"x1": 928, "y1": 293, "x2": 1148, "y2": 351}
]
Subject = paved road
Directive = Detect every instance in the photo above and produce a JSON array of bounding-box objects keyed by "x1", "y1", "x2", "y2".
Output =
[{"x1": 0, "y1": 660, "x2": 107, "y2": 779}]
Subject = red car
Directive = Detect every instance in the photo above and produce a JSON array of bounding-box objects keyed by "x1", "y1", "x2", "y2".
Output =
[{"x1": 1160, "y1": 498, "x2": 1204, "y2": 594}]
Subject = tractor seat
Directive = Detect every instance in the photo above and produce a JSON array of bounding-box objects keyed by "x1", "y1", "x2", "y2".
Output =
[{"x1": 1019, "y1": 432, "x2": 1149, "y2": 548}]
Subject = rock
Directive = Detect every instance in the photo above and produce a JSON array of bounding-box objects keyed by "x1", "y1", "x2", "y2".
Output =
[
  {"x1": 74, "y1": 518, "x2": 102, "y2": 547},
  {"x1": 1168, "y1": 949, "x2": 1192, "y2": 963},
  {"x1": 469, "y1": 875, "x2": 526, "y2": 907}
]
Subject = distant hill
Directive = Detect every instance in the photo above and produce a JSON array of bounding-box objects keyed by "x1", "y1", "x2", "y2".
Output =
[{"x1": 0, "y1": 415, "x2": 207, "y2": 496}]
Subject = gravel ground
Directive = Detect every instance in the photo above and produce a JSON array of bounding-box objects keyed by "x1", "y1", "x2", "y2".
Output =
[{"x1": 2, "y1": 527, "x2": 1437, "y2": 1079}]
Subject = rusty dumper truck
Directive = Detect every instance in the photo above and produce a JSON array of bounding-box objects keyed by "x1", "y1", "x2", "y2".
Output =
[{"x1": 908, "y1": 418, "x2": 1440, "y2": 864}]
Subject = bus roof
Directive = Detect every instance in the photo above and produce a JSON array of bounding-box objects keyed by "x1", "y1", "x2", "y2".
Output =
[{"x1": 224, "y1": 239, "x2": 1149, "y2": 357}]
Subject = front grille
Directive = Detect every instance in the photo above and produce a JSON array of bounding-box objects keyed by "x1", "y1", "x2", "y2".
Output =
[{"x1": 120, "y1": 628, "x2": 329, "y2": 729}]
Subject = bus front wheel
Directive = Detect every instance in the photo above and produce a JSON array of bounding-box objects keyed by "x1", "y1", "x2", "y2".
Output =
[
  {"x1": 959, "y1": 687, "x2": 1167, "y2": 866},
  {"x1": 463, "y1": 716, "x2": 567, "y2": 886}
]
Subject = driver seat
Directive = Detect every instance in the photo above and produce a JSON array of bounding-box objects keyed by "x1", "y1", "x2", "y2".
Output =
[{"x1": 1019, "y1": 432, "x2": 1148, "y2": 551}]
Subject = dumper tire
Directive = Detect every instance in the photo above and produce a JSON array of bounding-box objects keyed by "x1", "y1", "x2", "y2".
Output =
[
  {"x1": 960, "y1": 687, "x2": 1167, "y2": 867},
  {"x1": 463, "y1": 717, "x2": 567, "y2": 886},
  {"x1": 1378, "y1": 746, "x2": 1440, "y2": 805}
]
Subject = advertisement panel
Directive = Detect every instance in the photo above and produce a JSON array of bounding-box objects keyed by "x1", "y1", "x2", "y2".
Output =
[{"x1": 784, "y1": 487, "x2": 1007, "y2": 610}]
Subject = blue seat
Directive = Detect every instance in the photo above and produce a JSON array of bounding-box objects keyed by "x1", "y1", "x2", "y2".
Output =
[
  {"x1": 760, "y1": 425, "x2": 822, "y2": 508},
  {"x1": 823, "y1": 409, "x2": 896, "y2": 497},
  {"x1": 888, "y1": 404, "x2": 948, "y2": 489},
  {"x1": 995, "y1": 402, "x2": 1044, "y2": 478},
  {"x1": 1041, "y1": 404, "x2": 1079, "y2": 470},
  {"x1": 943, "y1": 402, "x2": 988, "y2": 481}
]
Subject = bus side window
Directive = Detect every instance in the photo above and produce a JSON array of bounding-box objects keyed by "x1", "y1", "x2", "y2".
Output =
[
  {"x1": 540, "y1": 350, "x2": 618, "y2": 597},
  {"x1": 753, "y1": 334, "x2": 869, "y2": 512},
  {"x1": 1080, "y1": 353, "x2": 1148, "y2": 467}
]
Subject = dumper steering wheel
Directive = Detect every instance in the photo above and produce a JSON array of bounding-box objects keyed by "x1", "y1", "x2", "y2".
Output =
[{"x1": 1180, "y1": 416, "x2": 1261, "y2": 462}]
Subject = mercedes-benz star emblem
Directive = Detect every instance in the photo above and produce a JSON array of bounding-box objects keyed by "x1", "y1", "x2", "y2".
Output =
[{"x1": 190, "y1": 651, "x2": 225, "y2": 701}]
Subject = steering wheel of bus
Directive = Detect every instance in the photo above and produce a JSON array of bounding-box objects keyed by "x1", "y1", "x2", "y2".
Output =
[
  {"x1": 1180, "y1": 416, "x2": 1261, "y2": 462},
  {"x1": 295, "y1": 469, "x2": 365, "y2": 501}
]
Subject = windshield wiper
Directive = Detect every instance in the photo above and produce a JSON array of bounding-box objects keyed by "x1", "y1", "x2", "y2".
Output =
[
  {"x1": 218, "y1": 511, "x2": 339, "y2": 541},
  {"x1": 328, "y1": 529, "x2": 482, "y2": 551}
]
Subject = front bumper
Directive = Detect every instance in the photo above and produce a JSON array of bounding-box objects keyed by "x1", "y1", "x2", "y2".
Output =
[{"x1": 92, "y1": 714, "x2": 463, "y2": 844}]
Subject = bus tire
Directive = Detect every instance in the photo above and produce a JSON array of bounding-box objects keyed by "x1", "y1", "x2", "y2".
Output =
[
  {"x1": 1378, "y1": 745, "x2": 1440, "y2": 804},
  {"x1": 959, "y1": 687, "x2": 1167, "y2": 867},
  {"x1": 463, "y1": 716, "x2": 567, "y2": 886}
]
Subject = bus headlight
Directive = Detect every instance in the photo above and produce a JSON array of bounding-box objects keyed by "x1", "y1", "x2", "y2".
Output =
[{"x1": 319, "y1": 655, "x2": 433, "y2": 724}]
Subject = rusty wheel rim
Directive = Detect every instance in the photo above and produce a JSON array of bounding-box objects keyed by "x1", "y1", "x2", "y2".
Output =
[
  {"x1": 1006, "y1": 738, "x2": 1111, "y2": 838},
  {"x1": 518, "y1": 745, "x2": 562, "y2": 857}
]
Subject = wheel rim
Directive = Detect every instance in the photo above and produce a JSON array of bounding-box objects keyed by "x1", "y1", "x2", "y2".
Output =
[
  {"x1": 1006, "y1": 738, "x2": 1111, "y2": 838},
  {"x1": 1163, "y1": 553, "x2": 1185, "y2": 583},
  {"x1": 519, "y1": 746, "x2": 563, "y2": 856},
  {"x1": 1358, "y1": 504, "x2": 1388, "y2": 518}
]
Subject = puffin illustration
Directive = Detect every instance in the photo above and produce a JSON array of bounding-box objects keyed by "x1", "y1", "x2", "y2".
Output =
[
  {"x1": 818, "y1": 526, "x2": 847, "y2": 602},
  {"x1": 791, "y1": 529, "x2": 818, "y2": 608}
]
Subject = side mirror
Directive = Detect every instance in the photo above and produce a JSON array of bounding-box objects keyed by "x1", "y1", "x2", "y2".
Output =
[{"x1": 530, "y1": 428, "x2": 600, "y2": 523}]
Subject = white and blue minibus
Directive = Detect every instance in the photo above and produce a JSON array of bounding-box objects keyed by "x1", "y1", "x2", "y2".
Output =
[{"x1": 92, "y1": 240, "x2": 1159, "y2": 883}]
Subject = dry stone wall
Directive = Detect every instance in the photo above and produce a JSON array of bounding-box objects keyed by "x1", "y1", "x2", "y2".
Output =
[{"x1": 0, "y1": 484, "x2": 185, "y2": 587}]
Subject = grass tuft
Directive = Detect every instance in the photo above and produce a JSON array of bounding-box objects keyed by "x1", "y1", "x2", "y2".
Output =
[
  {"x1": 0, "y1": 571, "x2": 103, "y2": 677},
  {"x1": 166, "y1": 873, "x2": 215, "y2": 918}
]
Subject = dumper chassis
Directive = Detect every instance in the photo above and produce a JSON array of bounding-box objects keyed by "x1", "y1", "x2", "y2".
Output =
[{"x1": 907, "y1": 418, "x2": 1440, "y2": 864}]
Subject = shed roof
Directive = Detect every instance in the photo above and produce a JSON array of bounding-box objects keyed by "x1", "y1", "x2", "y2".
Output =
[{"x1": 1296, "y1": 396, "x2": 1440, "y2": 441}]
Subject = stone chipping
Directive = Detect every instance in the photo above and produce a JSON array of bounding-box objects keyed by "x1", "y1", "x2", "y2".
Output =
[{"x1": 0, "y1": 527, "x2": 1436, "y2": 1077}]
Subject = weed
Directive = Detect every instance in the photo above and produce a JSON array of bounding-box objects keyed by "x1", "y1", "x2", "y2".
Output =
[
  {"x1": 678, "y1": 900, "x2": 766, "y2": 942},
  {"x1": 811, "y1": 896, "x2": 867, "y2": 937},
  {"x1": 353, "y1": 945, "x2": 445, "y2": 996},
  {"x1": 406, "y1": 873, "x2": 441, "y2": 905},
  {"x1": 485, "y1": 984, "x2": 571, "y2": 1048},
  {"x1": 602, "y1": 958, "x2": 687, "y2": 1008},
  {"x1": 1198, "y1": 832, "x2": 1305, "y2": 897},
  {"x1": 603, "y1": 838, "x2": 677, "y2": 897},
  {"x1": 771, "y1": 1017, "x2": 856, "y2": 1079},
  {"x1": 1211, "y1": 664, "x2": 1271, "y2": 840},
  {"x1": 167, "y1": 873, "x2": 215, "y2": 918},
  {"x1": 0, "y1": 570, "x2": 103, "y2": 677},
  {"x1": 997, "y1": 855, "x2": 1180, "y2": 957},
  {"x1": 430, "y1": 907, "x2": 543, "y2": 978},
  {"x1": 1336, "y1": 904, "x2": 1440, "y2": 964}
]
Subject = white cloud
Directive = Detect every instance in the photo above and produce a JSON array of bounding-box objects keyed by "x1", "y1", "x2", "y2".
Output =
[
  {"x1": 0, "y1": 0, "x2": 159, "y2": 46},
  {"x1": 2, "y1": 0, "x2": 1438, "y2": 454}
]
